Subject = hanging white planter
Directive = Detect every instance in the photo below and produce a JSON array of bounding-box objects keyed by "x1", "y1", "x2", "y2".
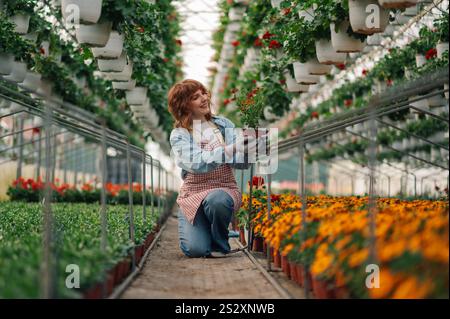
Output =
[
  {"x1": 32, "y1": 78, "x2": 53, "y2": 100},
  {"x1": 3, "y1": 61, "x2": 27, "y2": 83},
  {"x1": 409, "y1": 96, "x2": 429, "y2": 111},
  {"x1": 415, "y1": 54, "x2": 426, "y2": 68},
  {"x1": 75, "y1": 21, "x2": 112, "y2": 47},
  {"x1": 10, "y1": 14, "x2": 30, "y2": 34},
  {"x1": 436, "y1": 42, "x2": 449, "y2": 59},
  {"x1": 91, "y1": 31, "x2": 124, "y2": 59},
  {"x1": 228, "y1": 7, "x2": 246, "y2": 21},
  {"x1": 39, "y1": 41, "x2": 50, "y2": 57},
  {"x1": 298, "y1": 7, "x2": 315, "y2": 22},
  {"x1": 367, "y1": 33, "x2": 383, "y2": 46},
  {"x1": 270, "y1": 0, "x2": 282, "y2": 9},
  {"x1": 0, "y1": 53, "x2": 14, "y2": 75},
  {"x1": 73, "y1": 75, "x2": 87, "y2": 89},
  {"x1": 112, "y1": 79, "x2": 136, "y2": 90},
  {"x1": 315, "y1": 39, "x2": 347, "y2": 65},
  {"x1": 330, "y1": 21, "x2": 366, "y2": 53},
  {"x1": 427, "y1": 90, "x2": 445, "y2": 108},
  {"x1": 378, "y1": 0, "x2": 418, "y2": 9},
  {"x1": 284, "y1": 71, "x2": 309, "y2": 92},
  {"x1": 382, "y1": 24, "x2": 396, "y2": 37},
  {"x1": 61, "y1": 0, "x2": 103, "y2": 24},
  {"x1": 126, "y1": 87, "x2": 148, "y2": 105},
  {"x1": 21, "y1": 31, "x2": 38, "y2": 43},
  {"x1": 303, "y1": 57, "x2": 332, "y2": 75},
  {"x1": 97, "y1": 51, "x2": 127, "y2": 72},
  {"x1": 20, "y1": 71, "x2": 42, "y2": 92},
  {"x1": 293, "y1": 62, "x2": 320, "y2": 84},
  {"x1": 102, "y1": 59, "x2": 133, "y2": 81},
  {"x1": 349, "y1": 0, "x2": 389, "y2": 34},
  {"x1": 444, "y1": 83, "x2": 449, "y2": 100}
]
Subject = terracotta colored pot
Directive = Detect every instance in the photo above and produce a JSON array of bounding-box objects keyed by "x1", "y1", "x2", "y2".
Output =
[
  {"x1": 83, "y1": 283, "x2": 102, "y2": 299},
  {"x1": 110, "y1": 263, "x2": 121, "y2": 286},
  {"x1": 294, "y1": 264, "x2": 304, "y2": 287},
  {"x1": 281, "y1": 255, "x2": 291, "y2": 279},
  {"x1": 106, "y1": 273, "x2": 115, "y2": 296},
  {"x1": 289, "y1": 262, "x2": 297, "y2": 282},
  {"x1": 300, "y1": 267, "x2": 313, "y2": 290},
  {"x1": 312, "y1": 277, "x2": 335, "y2": 299},
  {"x1": 268, "y1": 247, "x2": 274, "y2": 262},
  {"x1": 333, "y1": 283, "x2": 350, "y2": 299},
  {"x1": 273, "y1": 250, "x2": 281, "y2": 268},
  {"x1": 252, "y1": 236, "x2": 264, "y2": 252},
  {"x1": 239, "y1": 227, "x2": 247, "y2": 245},
  {"x1": 263, "y1": 240, "x2": 267, "y2": 255}
]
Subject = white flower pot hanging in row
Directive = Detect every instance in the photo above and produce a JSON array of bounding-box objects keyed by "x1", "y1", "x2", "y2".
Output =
[
  {"x1": 61, "y1": 0, "x2": 103, "y2": 24},
  {"x1": 349, "y1": 0, "x2": 390, "y2": 34}
]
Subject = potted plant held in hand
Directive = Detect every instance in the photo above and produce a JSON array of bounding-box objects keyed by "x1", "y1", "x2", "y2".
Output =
[{"x1": 235, "y1": 85, "x2": 270, "y2": 161}]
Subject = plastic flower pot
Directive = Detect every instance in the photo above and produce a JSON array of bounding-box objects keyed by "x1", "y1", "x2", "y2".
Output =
[
  {"x1": 273, "y1": 250, "x2": 281, "y2": 268},
  {"x1": 21, "y1": 31, "x2": 38, "y2": 43},
  {"x1": 303, "y1": 57, "x2": 332, "y2": 75},
  {"x1": 0, "y1": 53, "x2": 14, "y2": 75},
  {"x1": 270, "y1": 0, "x2": 282, "y2": 8},
  {"x1": 437, "y1": 42, "x2": 449, "y2": 59},
  {"x1": 252, "y1": 236, "x2": 264, "y2": 252},
  {"x1": 228, "y1": 7, "x2": 246, "y2": 21},
  {"x1": 61, "y1": 0, "x2": 103, "y2": 24},
  {"x1": 75, "y1": 21, "x2": 112, "y2": 47},
  {"x1": 33, "y1": 78, "x2": 53, "y2": 100},
  {"x1": 284, "y1": 71, "x2": 310, "y2": 92},
  {"x1": 298, "y1": 7, "x2": 315, "y2": 22},
  {"x1": 349, "y1": 0, "x2": 389, "y2": 34},
  {"x1": 311, "y1": 277, "x2": 334, "y2": 299},
  {"x1": 330, "y1": 21, "x2": 366, "y2": 53},
  {"x1": 97, "y1": 51, "x2": 127, "y2": 72},
  {"x1": 106, "y1": 273, "x2": 115, "y2": 296},
  {"x1": 293, "y1": 62, "x2": 320, "y2": 85},
  {"x1": 295, "y1": 264, "x2": 304, "y2": 287},
  {"x1": 112, "y1": 79, "x2": 136, "y2": 90},
  {"x1": 315, "y1": 39, "x2": 347, "y2": 65},
  {"x1": 367, "y1": 33, "x2": 383, "y2": 46},
  {"x1": 378, "y1": 0, "x2": 418, "y2": 9},
  {"x1": 103, "y1": 59, "x2": 133, "y2": 81},
  {"x1": 281, "y1": 255, "x2": 291, "y2": 278},
  {"x1": 262, "y1": 240, "x2": 267, "y2": 255},
  {"x1": 126, "y1": 87, "x2": 148, "y2": 105},
  {"x1": 20, "y1": 71, "x2": 42, "y2": 92},
  {"x1": 3, "y1": 61, "x2": 27, "y2": 83},
  {"x1": 239, "y1": 227, "x2": 247, "y2": 246},
  {"x1": 83, "y1": 282, "x2": 102, "y2": 299},
  {"x1": 91, "y1": 31, "x2": 124, "y2": 59},
  {"x1": 10, "y1": 14, "x2": 30, "y2": 34},
  {"x1": 289, "y1": 262, "x2": 297, "y2": 282}
]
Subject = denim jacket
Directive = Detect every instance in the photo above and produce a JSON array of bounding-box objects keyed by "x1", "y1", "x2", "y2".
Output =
[{"x1": 170, "y1": 115, "x2": 250, "y2": 179}]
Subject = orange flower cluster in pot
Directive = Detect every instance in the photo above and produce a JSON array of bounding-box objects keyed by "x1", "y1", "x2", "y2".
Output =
[{"x1": 239, "y1": 194, "x2": 449, "y2": 298}]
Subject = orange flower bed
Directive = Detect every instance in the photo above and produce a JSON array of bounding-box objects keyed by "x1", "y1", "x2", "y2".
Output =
[{"x1": 239, "y1": 194, "x2": 449, "y2": 298}]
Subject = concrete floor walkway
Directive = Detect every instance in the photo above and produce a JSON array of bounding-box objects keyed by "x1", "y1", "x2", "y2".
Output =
[{"x1": 121, "y1": 211, "x2": 303, "y2": 299}]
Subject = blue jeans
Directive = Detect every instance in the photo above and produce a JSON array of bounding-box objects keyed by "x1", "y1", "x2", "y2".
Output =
[{"x1": 178, "y1": 190, "x2": 234, "y2": 257}]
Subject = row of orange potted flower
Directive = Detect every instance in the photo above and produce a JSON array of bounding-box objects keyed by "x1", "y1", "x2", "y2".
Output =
[{"x1": 238, "y1": 192, "x2": 449, "y2": 298}]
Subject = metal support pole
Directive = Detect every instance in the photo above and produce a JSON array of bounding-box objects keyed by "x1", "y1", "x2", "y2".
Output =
[
  {"x1": 266, "y1": 173, "x2": 272, "y2": 271},
  {"x1": 142, "y1": 151, "x2": 147, "y2": 225},
  {"x1": 247, "y1": 164, "x2": 254, "y2": 252},
  {"x1": 16, "y1": 117, "x2": 24, "y2": 179},
  {"x1": 41, "y1": 104, "x2": 54, "y2": 299},
  {"x1": 100, "y1": 122, "x2": 108, "y2": 297},
  {"x1": 36, "y1": 129, "x2": 42, "y2": 180},
  {"x1": 388, "y1": 176, "x2": 391, "y2": 197},
  {"x1": 126, "y1": 141, "x2": 136, "y2": 271},
  {"x1": 158, "y1": 163, "x2": 161, "y2": 216},
  {"x1": 368, "y1": 110, "x2": 377, "y2": 265},
  {"x1": 150, "y1": 157, "x2": 155, "y2": 218},
  {"x1": 297, "y1": 138, "x2": 310, "y2": 298},
  {"x1": 63, "y1": 134, "x2": 67, "y2": 184}
]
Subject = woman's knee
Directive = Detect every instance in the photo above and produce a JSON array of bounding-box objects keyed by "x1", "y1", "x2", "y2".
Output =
[
  {"x1": 203, "y1": 190, "x2": 233, "y2": 213},
  {"x1": 179, "y1": 240, "x2": 210, "y2": 258}
]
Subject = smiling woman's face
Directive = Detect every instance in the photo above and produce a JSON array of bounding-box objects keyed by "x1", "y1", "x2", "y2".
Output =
[{"x1": 189, "y1": 89, "x2": 210, "y2": 120}]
